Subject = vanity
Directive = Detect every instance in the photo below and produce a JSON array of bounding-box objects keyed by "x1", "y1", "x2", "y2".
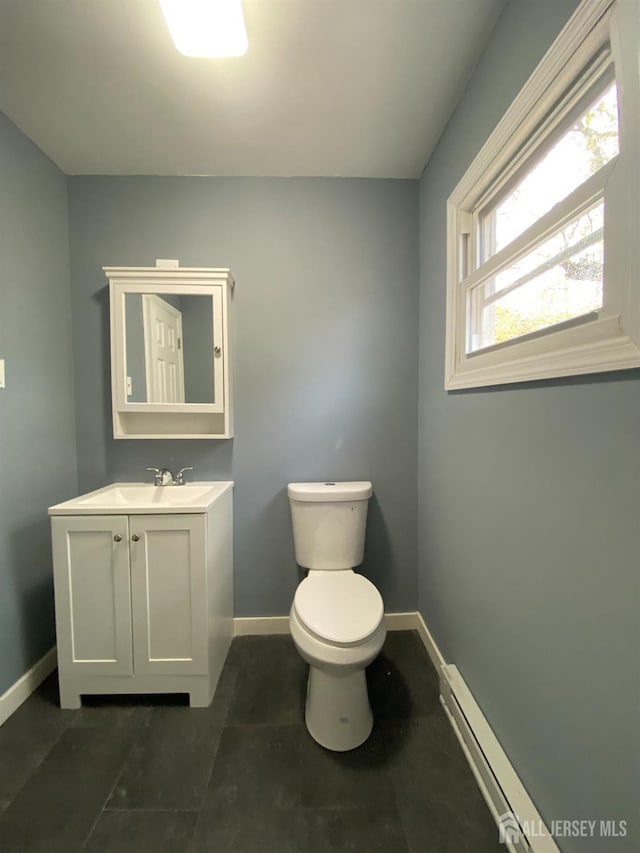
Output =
[{"x1": 48, "y1": 481, "x2": 233, "y2": 709}]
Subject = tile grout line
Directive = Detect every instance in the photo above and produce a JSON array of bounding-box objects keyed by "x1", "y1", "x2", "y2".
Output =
[
  {"x1": 1, "y1": 701, "x2": 75, "y2": 811},
  {"x1": 188, "y1": 668, "x2": 240, "y2": 848},
  {"x1": 99, "y1": 807, "x2": 201, "y2": 813},
  {"x1": 197, "y1": 667, "x2": 242, "y2": 807},
  {"x1": 80, "y1": 723, "x2": 149, "y2": 850}
]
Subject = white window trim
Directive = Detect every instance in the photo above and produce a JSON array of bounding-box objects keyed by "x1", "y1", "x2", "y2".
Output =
[{"x1": 445, "y1": 0, "x2": 640, "y2": 390}]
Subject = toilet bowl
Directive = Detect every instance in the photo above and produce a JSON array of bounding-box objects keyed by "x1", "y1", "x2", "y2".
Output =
[{"x1": 288, "y1": 481, "x2": 386, "y2": 751}]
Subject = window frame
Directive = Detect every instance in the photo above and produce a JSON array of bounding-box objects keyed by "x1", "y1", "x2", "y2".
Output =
[{"x1": 444, "y1": 0, "x2": 640, "y2": 390}]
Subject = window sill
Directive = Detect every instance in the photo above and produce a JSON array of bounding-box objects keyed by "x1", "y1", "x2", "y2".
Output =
[{"x1": 445, "y1": 315, "x2": 640, "y2": 389}]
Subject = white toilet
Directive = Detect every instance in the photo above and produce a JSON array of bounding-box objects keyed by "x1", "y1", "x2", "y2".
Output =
[{"x1": 288, "y1": 481, "x2": 386, "y2": 752}]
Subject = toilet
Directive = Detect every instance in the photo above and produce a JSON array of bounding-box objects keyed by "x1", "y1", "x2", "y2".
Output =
[{"x1": 288, "y1": 481, "x2": 386, "y2": 751}]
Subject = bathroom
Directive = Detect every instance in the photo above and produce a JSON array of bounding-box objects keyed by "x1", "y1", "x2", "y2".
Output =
[{"x1": 0, "y1": 0, "x2": 637, "y2": 851}]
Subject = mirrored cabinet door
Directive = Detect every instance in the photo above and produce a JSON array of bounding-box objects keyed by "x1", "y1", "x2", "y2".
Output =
[
  {"x1": 123, "y1": 291, "x2": 223, "y2": 407},
  {"x1": 105, "y1": 264, "x2": 234, "y2": 439}
]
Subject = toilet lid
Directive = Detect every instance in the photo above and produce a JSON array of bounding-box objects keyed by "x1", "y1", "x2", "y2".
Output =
[{"x1": 294, "y1": 572, "x2": 384, "y2": 645}]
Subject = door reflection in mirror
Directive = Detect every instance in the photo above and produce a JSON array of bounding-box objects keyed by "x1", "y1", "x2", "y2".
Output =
[{"x1": 124, "y1": 293, "x2": 215, "y2": 404}]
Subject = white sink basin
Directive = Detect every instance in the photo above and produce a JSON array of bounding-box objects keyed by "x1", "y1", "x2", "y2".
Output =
[{"x1": 49, "y1": 482, "x2": 233, "y2": 515}]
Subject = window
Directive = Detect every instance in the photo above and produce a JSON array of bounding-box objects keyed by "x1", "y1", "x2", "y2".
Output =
[{"x1": 445, "y1": 0, "x2": 640, "y2": 389}]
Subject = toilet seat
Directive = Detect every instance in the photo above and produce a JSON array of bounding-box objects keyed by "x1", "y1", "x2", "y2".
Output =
[{"x1": 293, "y1": 572, "x2": 383, "y2": 646}]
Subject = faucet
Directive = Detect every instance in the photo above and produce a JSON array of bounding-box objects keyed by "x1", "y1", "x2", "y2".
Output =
[
  {"x1": 175, "y1": 467, "x2": 193, "y2": 486},
  {"x1": 146, "y1": 466, "x2": 194, "y2": 486},
  {"x1": 146, "y1": 467, "x2": 175, "y2": 486}
]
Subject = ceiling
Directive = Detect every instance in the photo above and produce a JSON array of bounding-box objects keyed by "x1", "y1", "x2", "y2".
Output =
[{"x1": 0, "y1": 0, "x2": 506, "y2": 178}]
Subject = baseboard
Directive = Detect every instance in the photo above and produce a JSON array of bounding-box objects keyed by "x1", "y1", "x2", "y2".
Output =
[
  {"x1": 233, "y1": 611, "x2": 422, "y2": 637},
  {"x1": 0, "y1": 647, "x2": 57, "y2": 727},
  {"x1": 233, "y1": 616, "x2": 290, "y2": 636},
  {"x1": 383, "y1": 611, "x2": 420, "y2": 631},
  {"x1": 415, "y1": 613, "x2": 558, "y2": 853},
  {"x1": 414, "y1": 610, "x2": 447, "y2": 672}
]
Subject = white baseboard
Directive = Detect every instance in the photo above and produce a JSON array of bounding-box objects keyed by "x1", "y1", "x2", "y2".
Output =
[
  {"x1": 0, "y1": 647, "x2": 57, "y2": 727},
  {"x1": 233, "y1": 611, "x2": 422, "y2": 637},
  {"x1": 440, "y1": 665, "x2": 559, "y2": 852},
  {"x1": 383, "y1": 611, "x2": 420, "y2": 631},
  {"x1": 415, "y1": 614, "x2": 557, "y2": 853},
  {"x1": 414, "y1": 610, "x2": 447, "y2": 672},
  {"x1": 233, "y1": 616, "x2": 290, "y2": 636}
]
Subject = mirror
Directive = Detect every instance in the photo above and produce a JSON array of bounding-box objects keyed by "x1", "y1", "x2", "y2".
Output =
[{"x1": 124, "y1": 293, "x2": 216, "y2": 404}]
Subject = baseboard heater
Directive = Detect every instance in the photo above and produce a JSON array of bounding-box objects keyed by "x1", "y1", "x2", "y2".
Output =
[{"x1": 439, "y1": 664, "x2": 560, "y2": 853}]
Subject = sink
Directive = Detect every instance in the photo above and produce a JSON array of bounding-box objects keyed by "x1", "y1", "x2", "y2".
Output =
[
  {"x1": 77, "y1": 484, "x2": 216, "y2": 507},
  {"x1": 49, "y1": 482, "x2": 233, "y2": 515}
]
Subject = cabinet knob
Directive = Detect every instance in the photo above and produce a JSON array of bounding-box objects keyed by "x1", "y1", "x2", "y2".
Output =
[
  {"x1": 131, "y1": 534, "x2": 140, "y2": 542},
  {"x1": 214, "y1": 345, "x2": 221, "y2": 356},
  {"x1": 114, "y1": 534, "x2": 122, "y2": 542}
]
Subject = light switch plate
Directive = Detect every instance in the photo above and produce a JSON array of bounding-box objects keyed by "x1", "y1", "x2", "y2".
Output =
[{"x1": 0, "y1": 359, "x2": 5, "y2": 389}]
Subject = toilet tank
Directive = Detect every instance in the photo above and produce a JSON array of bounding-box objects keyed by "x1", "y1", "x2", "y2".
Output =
[{"x1": 287, "y1": 481, "x2": 372, "y2": 570}]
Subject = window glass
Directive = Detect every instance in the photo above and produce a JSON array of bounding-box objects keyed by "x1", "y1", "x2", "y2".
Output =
[
  {"x1": 483, "y1": 83, "x2": 618, "y2": 257},
  {"x1": 469, "y1": 202, "x2": 604, "y2": 351}
]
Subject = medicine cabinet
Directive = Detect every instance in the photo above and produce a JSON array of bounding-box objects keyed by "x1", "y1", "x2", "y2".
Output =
[{"x1": 105, "y1": 262, "x2": 234, "y2": 439}]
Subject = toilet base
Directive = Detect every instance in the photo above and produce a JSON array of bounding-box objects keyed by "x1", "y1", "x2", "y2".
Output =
[{"x1": 305, "y1": 665, "x2": 373, "y2": 752}]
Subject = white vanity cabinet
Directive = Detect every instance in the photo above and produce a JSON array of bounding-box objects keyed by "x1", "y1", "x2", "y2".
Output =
[{"x1": 49, "y1": 482, "x2": 233, "y2": 709}]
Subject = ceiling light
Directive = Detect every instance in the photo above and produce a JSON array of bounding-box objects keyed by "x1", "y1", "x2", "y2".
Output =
[{"x1": 159, "y1": 0, "x2": 248, "y2": 58}]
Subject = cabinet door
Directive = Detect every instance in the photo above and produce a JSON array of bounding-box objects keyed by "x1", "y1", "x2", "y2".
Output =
[
  {"x1": 51, "y1": 515, "x2": 133, "y2": 676},
  {"x1": 129, "y1": 514, "x2": 207, "y2": 675}
]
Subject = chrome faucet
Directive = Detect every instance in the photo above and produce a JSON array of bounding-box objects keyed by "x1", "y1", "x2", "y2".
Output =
[
  {"x1": 175, "y1": 467, "x2": 193, "y2": 486},
  {"x1": 146, "y1": 467, "x2": 175, "y2": 486},
  {"x1": 146, "y1": 466, "x2": 194, "y2": 486}
]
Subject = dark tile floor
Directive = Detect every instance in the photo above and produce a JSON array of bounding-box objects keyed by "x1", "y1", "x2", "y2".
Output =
[{"x1": 0, "y1": 631, "x2": 502, "y2": 852}]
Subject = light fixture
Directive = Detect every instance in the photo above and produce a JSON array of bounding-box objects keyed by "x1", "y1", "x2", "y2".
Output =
[{"x1": 159, "y1": 0, "x2": 248, "y2": 58}]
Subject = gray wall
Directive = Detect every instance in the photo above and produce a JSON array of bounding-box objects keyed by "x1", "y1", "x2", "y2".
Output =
[
  {"x1": 418, "y1": 0, "x2": 638, "y2": 849},
  {"x1": 182, "y1": 295, "x2": 215, "y2": 403},
  {"x1": 124, "y1": 293, "x2": 146, "y2": 403},
  {"x1": 0, "y1": 112, "x2": 78, "y2": 694},
  {"x1": 67, "y1": 176, "x2": 419, "y2": 616}
]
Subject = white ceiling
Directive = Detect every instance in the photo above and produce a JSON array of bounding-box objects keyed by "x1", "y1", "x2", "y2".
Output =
[{"x1": 0, "y1": 0, "x2": 506, "y2": 178}]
